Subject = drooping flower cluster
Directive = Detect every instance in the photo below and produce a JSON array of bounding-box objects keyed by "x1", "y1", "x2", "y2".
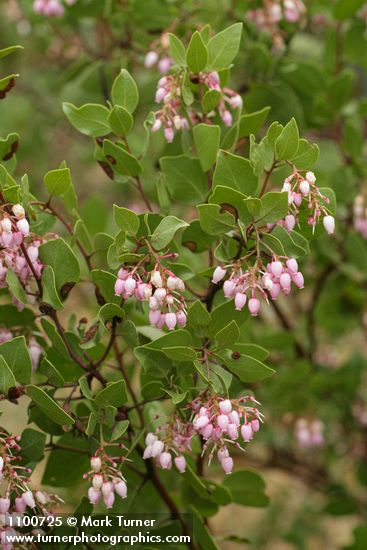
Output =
[
  {"x1": 85, "y1": 449, "x2": 127, "y2": 509},
  {"x1": 247, "y1": 0, "x2": 306, "y2": 49},
  {"x1": 0, "y1": 203, "x2": 44, "y2": 309},
  {"x1": 294, "y1": 418, "x2": 324, "y2": 449},
  {"x1": 280, "y1": 171, "x2": 335, "y2": 235},
  {"x1": 192, "y1": 395, "x2": 263, "y2": 474},
  {"x1": 212, "y1": 257, "x2": 304, "y2": 316},
  {"x1": 143, "y1": 417, "x2": 194, "y2": 473},
  {"x1": 353, "y1": 194, "x2": 367, "y2": 239},
  {"x1": 114, "y1": 262, "x2": 187, "y2": 330},
  {"x1": 0, "y1": 429, "x2": 61, "y2": 546},
  {"x1": 152, "y1": 70, "x2": 242, "y2": 142},
  {"x1": 144, "y1": 33, "x2": 173, "y2": 74},
  {"x1": 33, "y1": 0, "x2": 76, "y2": 17}
]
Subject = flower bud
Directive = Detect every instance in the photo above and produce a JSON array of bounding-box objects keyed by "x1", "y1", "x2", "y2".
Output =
[
  {"x1": 248, "y1": 298, "x2": 260, "y2": 316},
  {"x1": 15, "y1": 497, "x2": 26, "y2": 513},
  {"x1": 194, "y1": 415, "x2": 210, "y2": 430},
  {"x1": 279, "y1": 273, "x2": 291, "y2": 289},
  {"x1": 155, "y1": 87, "x2": 167, "y2": 103},
  {"x1": 0, "y1": 457, "x2": 3, "y2": 472},
  {"x1": 167, "y1": 276, "x2": 178, "y2": 291},
  {"x1": 221, "y1": 110, "x2": 233, "y2": 126},
  {"x1": 1, "y1": 218, "x2": 12, "y2": 233},
  {"x1": 158, "y1": 57, "x2": 172, "y2": 74},
  {"x1": 286, "y1": 258, "x2": 298, "y2": 273},
  {"x1": 284, "y1": 214, "x2": 296, "y2": 231},
  {"x1": 0, "y1": 497, "x2": 10, "y2": 513},
  {"x1": 241, "y1": 423, "x2": 253, "y2": 442},
  {"x1": 103, "y1": 491, "x2": 115, "y2": 509},
  {"x1": 90, "y1": 456, "x2": 102, "y2": 472},
  {"x1": 16, "y1": 218, "x2": 30, "y2": 236},
  {"x1": 217, "y1": 447, "x2": 229, "y2": 461},
  {"x1": 164, "y1": 127, "x2": 174, "y2": 143},
  {"x1": 200, "y1": 423, "x2": 213, "y2": 439},
  {"x1": 227, "y1": 423, "x2": 239, "y2": 440},
  {"x1": 323, "y1": 215, "x2": 335, "y2": 235},
  {"x1": 293, "y1": 193, "x2": 302, "y2": 207},
  {"x1": 212, "y1": 266, "x2": 226, "y2": 284},
  {"x1": 152, "y1": 118, "x2": 162, "y2": 132},
  {"x1": 270, "y1": 261, "x2": 283, "y2": 277},
  {"x1": 36, "y1": 491, "x2": 48, "y2": 505},
  {"x1": 154, "y1": 287, "x2": 167, "y2": 303},
  {"x1": 92, "y1": 474, "x2": 103, "y2": 490},
  {"x1": 234, "y1": 293, "x2": 247, "y2": 311},
  {"x1": 143, "y1": 445, "x2": 153, "y2": 459},
  {"x1": 306, "y1": 171, "x2": 316, "y2": 184},
  {"x1": 219, "y1": 399, "x2": 232, "y2": 414},
  {"x1": 282, "y1": 181, "x2": 292, "y2": 193},
  {"x1": 144, "y1": 50, "x2": 159, "y2": 68},
  {"x1": 229, "y1": 410, "x2": 240, "y2": 426},
  {"x1": 299, "y1": 180, "x2": 310, "y2": 196},
  {"x1": 221, "y1": 456, "x2": 233, "y2": 474},
  {"x1": 159, "y1": 452, "x2": 172, "y2": 469},
  {"x1": 228, "y1": 94, "x2": 243, "y2": 109},
  {"x1": 145, "y1": 432, "x2": 158, "y2": 446},
  {"x1": 102, "y1": 482, "x2": 114, "y2": 498},
  {"x1": 149, "y1": 309, "x2": 161, "y2": 326},
  {"x1": 174, "y1": 456, "x2": 186, "y2": 473},
  {"x1": 88, "y1": 487, "x2": 101, "y2": 504},
  {"x1": 152, "y1": 440, "x2": 164, "y2": 457},
  {"x1": 292, "y1": 272, "x2": 304, "y2": 289},
  {"x1": 12, "y1": 204, "x2": 25, "y2": 218},
  {"x1": 124, "y1": 277, "x2": 136, "y2": 296},
  {"x1": 176, "y1": 310, "x2": 187, "y2": 327},
  {"x1": 22, "y1": 490, "x2": 36, "y2": 508},
  {"x1": 223, "y1": 280, "x2": 236, "y2": 298},
  {"x1": 251, "y1": 419, "x2": 260, "y2": 432},
  {"x1": 114, "y1": 480, "x2": 127, "y2": 499},
  {"x1": 117, "y1": 268, "x2": 129, "y2": 280},
  {"x1": 217, "y1": 414, "x2": 229, "y2": 430},
  {"x1": 165, "y1": 312, "x2": 177, "y2": 330},
  {"x1": 151, "y1": 270, "x2": 163, "y2": 288}
]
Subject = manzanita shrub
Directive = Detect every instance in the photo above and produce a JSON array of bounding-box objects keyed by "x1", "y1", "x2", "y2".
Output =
[{"x1": 0, "y1": 0, "x2": 366, "y2": 548}]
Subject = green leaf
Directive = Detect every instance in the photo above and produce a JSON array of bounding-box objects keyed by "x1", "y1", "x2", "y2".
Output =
[
  {"x1": 27, "y1": 386, "x2": 74, "y2": 425},
  {"x1": 161, "y1": 346, "x2": 197, "y2": 361},
  {"x1": 275, "y1": 117, "x2": 299, "y2": 161},
  {"x1": 215, "y1": 320, "x2": 240, "y2": 349},
  {"x1": 207, "y1": 23, "x2": 243, "y2": 70},
  {"x1": 151, "y1": 216, "x2": 189, "y2": 250},
  {"x1": 39, "y1": 238, "x2": 80, "y2": 292},
  {"x1": 86, "y1": 412, "x2": 97, "y2": 436},
  {"x1": 42, "y1": 433, "x2": 89, "y2": 486},
  {"x1": 111, "y1": 69, "x2": 139, "y2": 113},
  {"x1": 98, "y1": 303, "x2": 125, "y2": 325},
  {"x1": 193, "y1": 124, "x2": 220, "y2": 171},
  {"x1": 103, "y1": 139, "x2": 143, "y2": 177},
  {"x1": 62, "y1": 102, "x2": 110, "y2": 137},
  {"x1": 197, "y1": 204, "x2": 235, "y2": 235},
  {"x1": 0, "y1": 336, "x2": 32, "y2": 384},
  {"x1": 39, "y1": 358, "x2": 65, "y2": 387},
  {"x1": 108, "y1": 105, "x2": 133, "y2": 135},
  {"x1": 220, "y1": 352, "x2": 275, "y2": 382},
  {"x1": 187, "y1": 300, "x2": 211, "y2": 326},
  {"x1": 91, "y1": 270, "x2": 120, "y2": 304},
  {"x1": 79, "y1": 376, "x2": 94, "y2": 399},
  {"x1": 190, "y1": 505, "x2": 220, "y2": 550},
  {"x1": 0, "y1": 356, "x2": 16, "y2": 395},
  {"x1": 213, "y1": 150, "x2": 258, "y2": 195},
  {"x1": 162, "y1": 389, "x2": 188, "y2": 405},
  {"x1": 20, "y1": 428, "x2": 46, "y2": 462},
  {"x1": 113, "y1": 204, "x2": 139, "y2": 235},
  {"x1": 292, "y1": 139, "x2": 319, "y2": 169},
  {"x1": 209, "y1": 300, "x2": 249, "y2": 337},
  {"x1": 41, "y1": 266, "x2": 64, "y2": 310},
  {"x1": 257, "y1": 192, "x2": 289, "y2": 223},
  {"x1": 44, "y1": 167, "x2": 71, "y2": 196},
  {"x1": 160, "y1": 155, "x2": 207, "y2": 204},
  {"x1": 168, "y1": 33, "x2": 186, "y2": 65},
  {"x1": 40, "y1": 318, "x2": 68, "y2": 359},
  {"x1": 202, "y1": 89, "x2": 222, "y2": 113},
  {"x1": 0, "y1": 133, "x2": 19, "y2": 161},
  {"x1": 334, "y1": 0, "x2": 364, "y2": 20},
  {"x1": 110, "y1": 419, "x2": 129, "y2": 442},
  {"x1": 0, "y1": 45, "x2": 23, "y2": 60},
  {"x1": 223, "y1": 469, "x2": 269, "y2": 507},
  {"x1": 6, "y1": 269, "x2": 27, "y2": 305},
  {"x1": 94, "y1": 380, "x2": 128, "y2": 408},
  {"x1": 186, "y1": 31, "x2": 208, "y2": 73},
  {"x1": 238, "y1": 106, "x2": 271, "y2": 137}
]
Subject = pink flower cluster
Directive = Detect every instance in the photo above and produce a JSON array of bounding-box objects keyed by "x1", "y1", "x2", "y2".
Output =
[
  {"x1": 294, "y1": 418, "x2": 324, "y2": 449},
  {"x1": 144, "y1": 33, "x2": 173, "y2": 74},
  {"x1": 192, "y1": 395, "x2": 263, "y2": 474},
  {"x1": 33, "y1": 0, "x2": 76, "y2": 16},
  {"x1": 152, "y1": 70, "x2": 242, "y2": 142},
  {"x1": 114, "y1": 263, "x2": 187, "y2": 330},
  {"x1": 212, "y1": 257, "x2": 304, "y2": 316},
  {"x1": 353, "y1": 195, "x2": 367, "y2": 239},
  {"x1": 143, "y1": 417, "x2": 193, "y2": 472},
  {"x1": 248, "y1": 0, "x2": 306, "y2": 49},
  {"x1": 85, "y1": 450, "x2": 127, "y2": 509},
  {"x1": 0, "y1": 430, "x2": 61, "y2": 547},
  {"x1": 0, "y1": 203, "x2": 44, "y2": 309},
  {"x1": 280, "y1": 171, "x2": 335, "y2": 235}
]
